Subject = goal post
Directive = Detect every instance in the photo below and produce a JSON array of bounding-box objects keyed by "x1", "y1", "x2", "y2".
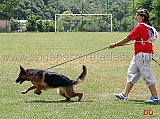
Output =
[{"x1": 55, "y1": 14, "x2": 112, "y2": 32}]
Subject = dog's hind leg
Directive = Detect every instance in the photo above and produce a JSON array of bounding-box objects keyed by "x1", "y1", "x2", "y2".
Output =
[
  {"x1": 65, "y1": 86, "x2": 83, "y2": 101},
  {"x1": 57, "y1": 88, "x2": 71, "y2": 101},
  {"x1": 22, "y1": 86, "x2": 36, "y2": 94},
  {"x1": 77, "y1": 93, "x2": 83, "y2": 101}
]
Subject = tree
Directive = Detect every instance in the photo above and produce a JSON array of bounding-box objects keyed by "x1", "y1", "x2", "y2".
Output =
[
  {"x1": 152, "y1": 0, "x2": 160, "y2": 30},
  {"x1": 43, "y1": 20, "x2": 50, "y2": 32},
  {"x1": 10, "y1": 19, "x2": 19, "y2": 31},
  {"x1": 133, "y1": 0, "x2": 153, "y2": 11},
  {"x1": 37, "y1": 19, "x2": 44, "y2": 32},
  {"x1": 1, "y1": 0, "x2": 160, "y2": 32},
  {"x1": 129, "y1": 0, "x2": 160, "y2": 30},
  {"x1": 48, "y1": 20, "x2": 55, "y2": 32},
  {"x1": 0, "y1": 0, "x2": 19, "y2": 20},
  {"x1": 26, "y1": 15, "x2": 37, "y2": 32}
]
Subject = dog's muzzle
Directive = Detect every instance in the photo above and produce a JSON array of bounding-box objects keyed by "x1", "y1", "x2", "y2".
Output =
[{"x1": 15, "y1": 77, "x2": 26, "y2": 84}]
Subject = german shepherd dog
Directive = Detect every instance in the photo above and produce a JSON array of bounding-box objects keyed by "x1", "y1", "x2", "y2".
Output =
[{"x1": 15, "y1": 65, "x2": 87, "y2": 101}]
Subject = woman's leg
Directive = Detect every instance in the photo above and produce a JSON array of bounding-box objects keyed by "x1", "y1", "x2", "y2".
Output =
[
  {"x1": 148, "y1": 83, "x2": 158, "y2": 99},
  {"x1": 136, "y1": 53, "x2": 158, "y2": 99},
  {"x1": 123, "y1": 55, "x2": 141, "y2": 97},
  {"x1": 114, "y1": 55, "x2": 140, "y2": 100},
  {"x1": 123, "y1": 82, "x2": 133, "y2": 97}
]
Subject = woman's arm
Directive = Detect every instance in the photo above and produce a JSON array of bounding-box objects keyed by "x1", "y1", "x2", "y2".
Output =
[{"x1": 108, "y1": 37, "x2": 131, "y2": 49}]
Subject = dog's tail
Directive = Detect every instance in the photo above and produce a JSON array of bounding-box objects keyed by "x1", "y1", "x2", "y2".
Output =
[{"x1": 73, "y1": 65, "x2": 87, "y2": 85}]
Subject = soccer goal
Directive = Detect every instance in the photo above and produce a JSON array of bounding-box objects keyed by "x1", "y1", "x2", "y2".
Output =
[{"x1": 54, "y1": 14, "x2": 112, "y2": 32}]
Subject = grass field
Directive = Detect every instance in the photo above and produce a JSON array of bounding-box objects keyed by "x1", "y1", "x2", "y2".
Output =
[{"x1": 0, "y1": 32, "x2": 160, "y2": 119}]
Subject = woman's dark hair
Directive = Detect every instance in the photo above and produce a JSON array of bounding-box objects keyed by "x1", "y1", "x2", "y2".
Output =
[{"x1": 136, "y1": 8, "x2": 152, "y2": 26}]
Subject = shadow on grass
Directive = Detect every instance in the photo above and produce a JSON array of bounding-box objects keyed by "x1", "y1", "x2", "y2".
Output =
[
  {"x1": 128, "y1": 100, "x2": 160, "y2": 105},
  {"x1": 24, "y1": 99, "x2": 93, "y2": 103}
]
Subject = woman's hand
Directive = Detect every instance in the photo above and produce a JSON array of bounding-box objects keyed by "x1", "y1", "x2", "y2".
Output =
[
  {"x1": 108, "y1": 43, "x2": 117, "y2": 49},
  {"x1": 108, "y1": 37, "x2": 131, "y2": 49}
]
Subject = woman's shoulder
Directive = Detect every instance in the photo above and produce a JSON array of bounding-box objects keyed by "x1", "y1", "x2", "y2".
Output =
[
  {"x1": 137, "y1": 22, "x2": 149, "y2": 27},
  {"x1": 134, "y1": 23, "x2": 148, "y2": 30}
]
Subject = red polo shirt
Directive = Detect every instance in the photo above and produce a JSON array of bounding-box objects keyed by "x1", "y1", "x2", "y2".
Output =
[{"x1": 127, "y1": 22, "x2": 154, "y2": 54}]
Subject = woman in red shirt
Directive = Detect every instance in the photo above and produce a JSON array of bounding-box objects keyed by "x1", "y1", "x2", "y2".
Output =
[{"x1": 108, "y1": 8, "x2": 159, "y2": 102}]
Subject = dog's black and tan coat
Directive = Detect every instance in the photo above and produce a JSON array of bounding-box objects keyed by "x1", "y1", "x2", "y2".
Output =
[{"x1": 15, "y1": 65, "x2": 87, "y2": 101}]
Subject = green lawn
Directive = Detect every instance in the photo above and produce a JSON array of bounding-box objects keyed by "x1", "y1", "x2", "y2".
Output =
[{"x1": 0, "y1": 32, "x2": 160, "y2": 119}]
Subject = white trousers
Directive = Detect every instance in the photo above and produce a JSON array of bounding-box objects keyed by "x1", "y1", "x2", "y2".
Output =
[{"x1": 127, "y1": 52, "x2": 156, "y2": 86}]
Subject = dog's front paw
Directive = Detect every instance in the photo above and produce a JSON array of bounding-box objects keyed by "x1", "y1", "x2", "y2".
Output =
[
  {"x1": 21, "y1": 91, "x2": 27, "y2": 94},
  {"x1": 35, "y1": 91, "x2": 42, "y2": 95}
]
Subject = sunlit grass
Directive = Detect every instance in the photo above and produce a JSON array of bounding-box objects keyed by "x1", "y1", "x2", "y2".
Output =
[{"x1": 0, "y1": 32, "x2": 160, "y2": 119}]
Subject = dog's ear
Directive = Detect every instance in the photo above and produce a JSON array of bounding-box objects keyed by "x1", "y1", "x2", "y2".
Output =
[{"x1": 20, "y1": 65, "x2": 27, "y2": 76}]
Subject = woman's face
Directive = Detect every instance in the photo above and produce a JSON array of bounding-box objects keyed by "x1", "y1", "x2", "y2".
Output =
[{"x1": 135, "y1": 13, "x2": 144, "y2": 23}]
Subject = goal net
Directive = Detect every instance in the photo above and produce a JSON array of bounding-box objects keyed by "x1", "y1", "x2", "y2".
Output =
[{"x1": 55, "y1": 14, "x2": 112, "y2": 32}]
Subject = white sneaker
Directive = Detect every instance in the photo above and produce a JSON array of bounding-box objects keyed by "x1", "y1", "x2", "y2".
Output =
[
  {"x1": 145, "y1": 96, "x2": 159, "y2": 102},
  {"x1": 114, "y1": 93, "x2": 127, "y2": 101}
]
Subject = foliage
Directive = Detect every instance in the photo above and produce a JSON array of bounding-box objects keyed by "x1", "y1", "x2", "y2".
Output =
[
  {"x1": 26, "y1": 15, "x2": 37, "y2": 32},
  {"x1": 37, "y1": 19, "x2": 43, "y2": 32},
  {"x1": 1, "y1": 0, "x2": 160, "y2": 31},
  {"x1": 10, "y1": 19, "x2": 19, "y2": 31},
  {"x1": 0, "y1": 0, "x2": 19, "y2": 20},
  {"x1": 129, "y1": 0, "x2": 160, "y2": 30},
  {"x1": 26, "y1": 17, "x2": 55, "y2": 32},
  {"x1": 151, "y1": 0, "x2": 160, "y2": 30}
]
